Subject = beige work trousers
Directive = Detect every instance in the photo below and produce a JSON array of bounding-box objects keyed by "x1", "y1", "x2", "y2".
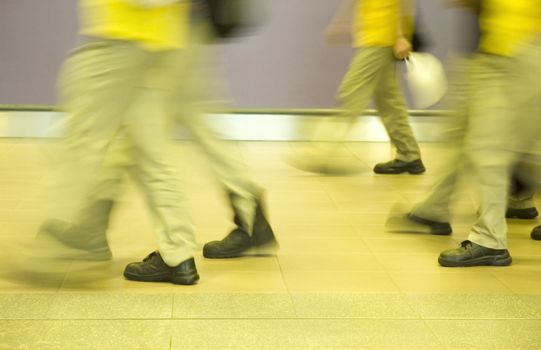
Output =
[
  {"x1": 412, "y1": 55, "x2": 536, "y2": 224},
  {"x1": 465, "y1": 38, "x2": 541, "y2": 249},
  {"x1": 55, "y1": 38, "x2": 259, "y2": 266},
  {"x1": 337, "y1": 46, "x2": 421, "y2": 161}
]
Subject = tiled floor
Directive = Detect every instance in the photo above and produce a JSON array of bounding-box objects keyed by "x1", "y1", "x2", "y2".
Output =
[{"x1": 1, "y1": 139, "x2": 541, "y2": 349}]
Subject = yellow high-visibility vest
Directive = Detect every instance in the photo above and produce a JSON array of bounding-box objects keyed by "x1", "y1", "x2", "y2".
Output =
[
  {"x1": 480, "y1": 0, "x2": 541, "y2": 56},
  {"x1": 353, "y1": 0, "x2": 413, "y2": 47},
  {"x1": 79, "y1": 0, "x2": 191, "y2": 50}
]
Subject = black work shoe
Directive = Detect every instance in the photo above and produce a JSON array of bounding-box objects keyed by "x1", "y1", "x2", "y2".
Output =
[
  {"x1": 505, "y1": 207, "x2": 539, "y2": 219},
  {"x1": 203, "y1": 228, "x2": 252, "y2": 259},
  {"x1": 37, "y1": 219, "x2": 112, "y2": 261},
  {"x1": 438, "y1": 240, "x2": 512, "y2": 267},
  {"x1": 124, "y1": 251, "x2": 199, "y2": 285},
  {"x1": 373, "y1": 159, "x2": 426, "y2": 174},
  {"x1": 203, "y1": 198, "x2": 279, "y2": 259},
  {"x1": 407, "y1": 214, "x2": 452, "y2": 235},
  {"x1": 530, "y1": 226, "x2": 541, "y2": 241}
]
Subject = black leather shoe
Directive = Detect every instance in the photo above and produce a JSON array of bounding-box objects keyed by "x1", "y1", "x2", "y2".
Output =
[
  {"x1": 37, "y1": 219, "x2": 112, "y2": 261},
  {"x1": 203, "y1": 198, "x2": 279, "y2": 259},
  {"x1": 438, "y1": 240, "x2": 512, "y2": 267},
  {"x1": 407, "y1": 214, "x2": 452, "y2": 235},
  {"x1": 36, "y1": 200, "x2": 114, "y2": 261},
  {"x1": 530, "y1": 226, "x2": 541, "y2": 241},
  {"x1": 124, "y1": 251, "x2": 199, "y2": 285},
  {"x1": 373, "y1": 159, "x2": 426, "y2": 174},
  {"x1": 203, "y1": 229, "x2": 252, "y2": 258},
  {"x1": 505, "y1": 207, "x2": 539, "y2": 219}
]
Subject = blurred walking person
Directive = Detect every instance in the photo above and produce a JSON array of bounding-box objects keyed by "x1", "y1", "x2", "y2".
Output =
[
  {"x1": 289, "y1": 0, "x2": 425, "y2": 175},
  {"x1": 436, "y1": 0, "x2": 541, "y2": 266},
  {"x1": 38, "y1": 0, "x2": 278, "y2": 285}
]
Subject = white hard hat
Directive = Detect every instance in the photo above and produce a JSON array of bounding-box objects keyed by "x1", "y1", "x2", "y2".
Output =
[{"x1": 405, "y1": 52, "x2": 448, "y2": 108}]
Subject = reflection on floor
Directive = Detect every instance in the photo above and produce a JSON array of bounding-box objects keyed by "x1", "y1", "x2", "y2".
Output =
[{"x1": 1, "y1": 139, "x2": 541, "y2": 350}]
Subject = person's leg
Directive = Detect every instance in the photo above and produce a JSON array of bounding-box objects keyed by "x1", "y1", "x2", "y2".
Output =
[
  {"x1": 467, "y1": 40, "x2": 541, "y2": 248},
  {"x1": 411, "y1": 170, "x2": 459, "y2": 221},
  {"x1": 165, "y1": 47, "x2": 277, "y2": 258},
  {"x1": 328, "y1": 47, "x2": 386, "y2": 144},
  {"x1": 373, "y1": 49, "x2": 423, "y2": 174},
  {"x1": 52, "y1": 41, "x2": 144, "y2": 216},
  {"x1": 506, "y1": 174, "x2": 538, "y2": 219},
  {"x1": 439, "y1": 46, "x2": 541, "y2": 266},
  {"x1": 118, "y1": 51, "x2": 199, "y2": 284},
  {"x1": 175, "y1": 101, "x2": 261, "y2": 234},
  {"x1": 41, "y1": 132, "x2": 133, "y2": 258},
  {"x1": 39, "y1": 41, "x2": 144, "y2": 259},
  {"x1": 287, "y1": 47, "x2": 386, "y2": 174},
  {"x1": 385, "y1": 55, "x2": 473, "y2": 234}
]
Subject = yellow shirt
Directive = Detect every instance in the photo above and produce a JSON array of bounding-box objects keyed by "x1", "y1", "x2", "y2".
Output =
[
  {"x1": 480, "y1": 0, "x2": 541, "y2": 56},
  {"x1": 352, "y1": 0, "x2": 413, "y2": 47},
  {"x1": 79, "y1": 0, "x2": 190, "y2": 51}
]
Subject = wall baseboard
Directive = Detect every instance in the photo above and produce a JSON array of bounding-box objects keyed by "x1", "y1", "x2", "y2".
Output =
[{"x1": 0, "y1": 111, "x2": 450, "y2": 142}]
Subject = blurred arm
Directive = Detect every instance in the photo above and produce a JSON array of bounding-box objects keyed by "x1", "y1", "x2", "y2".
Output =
[
  {"x1": 394, "y1": 0, "x2": 413, "y2": 59},
  {"x1": 124, "y1": 0, "x2": 180, "y2": 7},
  {"x1": 324, "y1": 0, "x2": 357, "y2": 45},
  {"x1": 331, "y1": 0, "x2": 357, "y2": 25}
]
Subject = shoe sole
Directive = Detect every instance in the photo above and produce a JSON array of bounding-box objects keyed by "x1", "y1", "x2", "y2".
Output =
[
  {"x1": 407, "y1": 214, "x2": 452, "y2": 235},
  {"x1": 123, "y1": 271, "x2": 200, "y2": 285},
  {"x1": 385, "y1": 213, "x2": 452, "y2": 235},
  {"x1": 203, "y1": 241, "x2": 280, "y2": 259},
  {"x1": 438, "y1": 255, "x2": 512, "y2": 267},
  {"x1": 374, "y1": 168, "x2": 426, "y2": 175}
]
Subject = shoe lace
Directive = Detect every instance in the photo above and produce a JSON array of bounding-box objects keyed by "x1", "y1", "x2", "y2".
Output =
[
  {"x1": 143, "y1": 251, "x2": 159, "y2": 262},
  {"x1": 460, "y1": 240, "x2": 473, "y2": 250}
]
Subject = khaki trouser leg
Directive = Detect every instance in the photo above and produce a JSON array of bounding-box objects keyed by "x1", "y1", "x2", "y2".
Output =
[
  {"x1": 298, "y1": 47, "x2": 386, "y2": 160},
  {"x1": 410, "y1": 56, "x2": 472, "y2": 221},
  {"x1": 57, "y1": 41, "x2": 196, "y2": 265},
  {"x1": 314, "y1": 47, "x2": 386, "y2": 149},
  {"x1": 412, "y1": 54, "x2": 536, "y2": 223},
  {"x1": 373, "y1": 50, "x2": 421, "y2": 162},
  {"x1": 467, "y1": 39, "x2": 541, "y2": 249},
  {"x1": 411, "y1": 170, "x2": 459, "y2": 222},
  {"x1": 54, "y1": 41, "x2": 143, "y2": 222},
  {"x1": 508, "y1": 176, "x2": 536, "y2": 210},
  {"x1": 334, "y1": 47, "x2": 385, "y2": 137},
  {"x1": 126, "y1": 85, "x2": 196, "y2": 266},
  {"x1": 465, "y1": 55, "x2": 513, "y2": 249},
  {"x1": 165, "y1": 48, "x2": 260, "y2": 233}
]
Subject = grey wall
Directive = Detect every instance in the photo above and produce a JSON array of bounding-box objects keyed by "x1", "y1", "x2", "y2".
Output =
[
  {"x1": 0, "y1": 0, "x2": 459, "y2": 108},
  {"x1": 0, "y1": 0, "x2": 78, "y2": 105}
]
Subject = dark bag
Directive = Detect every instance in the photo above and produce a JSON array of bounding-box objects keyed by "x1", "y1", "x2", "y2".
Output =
[
  {"x1": 411, "y1": 13, "x2": 432, "y2": 52},
  {"x1": 203, "y1": 0, "x2": 254, "y2": 38}
]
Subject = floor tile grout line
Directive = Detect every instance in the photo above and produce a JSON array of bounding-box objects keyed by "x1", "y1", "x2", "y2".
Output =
[
  {"x1": 422, "y1": 317, "x2": 452, "y2": 350},
  {"x1": 170, "y1": 293, "x2": 174, "y2": 320},
  {"x1": 273, "y1": 254, "x2": 298, "y2": 318},
  {"x1": 485, "y1": 269, "x2": 520, "y2": 294},
  {"x1": 4, "y1": 316, "x2": 541, "y2": 321}
]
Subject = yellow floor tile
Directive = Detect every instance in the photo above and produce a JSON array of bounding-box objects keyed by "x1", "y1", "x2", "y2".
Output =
[
  {"x1": 2, "y1": 140, "x2": 541, "y2": 350},
  {"x1": 389, "y1": 270, "x2": 513, "y2": 294},
  {"x1": 278, "y1": 253, "x2": 384, "y2": 272},
  {"x1": 283, "y1": 270, "x2": 400, "y2": 293}
]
